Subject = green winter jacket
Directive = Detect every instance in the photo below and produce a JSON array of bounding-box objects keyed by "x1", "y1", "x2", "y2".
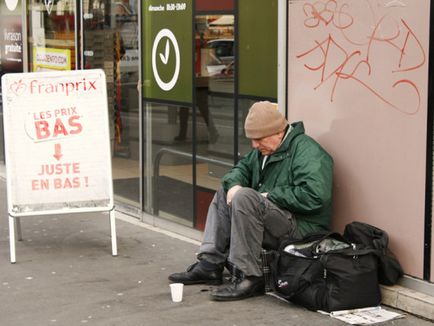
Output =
[{"x1": 222, "y1": 122, "x2": 333, "y2": 236}]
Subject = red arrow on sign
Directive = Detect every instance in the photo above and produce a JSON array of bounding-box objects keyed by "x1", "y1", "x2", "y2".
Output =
[{"x1": 53, "y1": 143, "x2": 63, "y2": 161}]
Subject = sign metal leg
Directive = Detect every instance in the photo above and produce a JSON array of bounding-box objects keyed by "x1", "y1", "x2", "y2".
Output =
[
  {"x1": 8, "y1": 215, "x2": 16, "y2": 264},
  {"x1": 110, "y1": 210, "x2": 118, "y2": 256}
]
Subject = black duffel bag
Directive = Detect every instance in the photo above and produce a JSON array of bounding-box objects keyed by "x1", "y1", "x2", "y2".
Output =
[
  {"x1": 343, "y1": 221, "x2": 403, "y2": 285},
  {"x1": 271, "y1": 232, "x2": 381, "y2": 312}
]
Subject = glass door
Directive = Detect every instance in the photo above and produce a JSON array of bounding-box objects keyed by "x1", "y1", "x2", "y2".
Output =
[
  {"x1": 193, "y1": 14, "x2": 235, "y2": 230},
  {"x1": 82, "y1": 0, "x2": 140, "y2": 207},
  {"x1": 141, "y1": 0, "x2": 276, "y2": 231},
  {"x1": 141, "y1": 0, "x2": 194, "y2": 226},
  {"x1": 140, "y1": 1, "x2": 236, "y2": 229},
  {"x1": 27, "y1": 0, "x2": 77, "y2": 72}
]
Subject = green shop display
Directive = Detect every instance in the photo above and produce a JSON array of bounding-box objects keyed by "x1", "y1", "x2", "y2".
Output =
[
  {"x1": 141, "y1": 0, "x2": 193, "y2": 103},
  {"x1": 239, "y1": 0, "x2": 277, "y2": 99}
]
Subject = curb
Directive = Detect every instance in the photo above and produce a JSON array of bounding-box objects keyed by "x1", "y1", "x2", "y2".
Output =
[{"x1": 381, "y1": 285, "x2": 434, "y2": 321}]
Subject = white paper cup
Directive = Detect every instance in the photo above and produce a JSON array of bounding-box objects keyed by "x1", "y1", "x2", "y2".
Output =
[{"x1": 170, "y1": 283, "x2": 184, "y2": 302}]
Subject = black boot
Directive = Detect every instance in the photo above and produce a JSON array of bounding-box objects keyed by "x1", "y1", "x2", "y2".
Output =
[
  {"x1": 168, "y1": 261, "x2": 223, "y2": 285},
  {"x1": 210, "y1": 276, "x2": 265, "y2": 301}
]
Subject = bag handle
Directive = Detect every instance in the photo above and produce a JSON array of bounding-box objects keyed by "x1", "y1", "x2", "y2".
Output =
[
  {"x1": 319, "y1": 247, "x2": 380, "y2": 265},
  {"x1": 279, "y1": 231, "x2": 351, "y2": 256},
  {"x1": 278, "y1": 231, "x2": 346, "y2": 252}
]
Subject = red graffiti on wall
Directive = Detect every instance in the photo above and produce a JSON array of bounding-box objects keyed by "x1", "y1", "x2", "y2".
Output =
[{"x1": 296, "y1": 0, "x2": 426, "y2": 115}]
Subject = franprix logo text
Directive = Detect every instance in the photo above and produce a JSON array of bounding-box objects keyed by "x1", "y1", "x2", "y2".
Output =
[{"x1": 9, "y1": 77, "x2": 98, "y2": 97}]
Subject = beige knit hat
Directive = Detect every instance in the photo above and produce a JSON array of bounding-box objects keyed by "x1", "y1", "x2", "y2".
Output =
[{"x1": 244, "y1": 101, "x2": 288, "y2": 139}]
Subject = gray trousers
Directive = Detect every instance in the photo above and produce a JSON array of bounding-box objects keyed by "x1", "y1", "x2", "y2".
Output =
[{"x1": 198, "y1": 187, "x2": 300, "y2": 277}]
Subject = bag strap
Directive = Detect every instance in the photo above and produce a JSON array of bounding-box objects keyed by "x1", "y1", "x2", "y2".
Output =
[
  {"x1": 278, "y1": 231, "x2": 347, "y2": 252},
  {"x1": 319, "y1": 247, "x2": 380, "y2": 263}
]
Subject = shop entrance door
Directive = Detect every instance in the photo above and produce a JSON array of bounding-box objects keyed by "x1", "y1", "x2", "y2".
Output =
[
  {"x1": 81, "y1": 0, "x2": 141, "y2": 208},
  {"x1": 141, "y1": 0, "x2": 277, "y2": 230}
]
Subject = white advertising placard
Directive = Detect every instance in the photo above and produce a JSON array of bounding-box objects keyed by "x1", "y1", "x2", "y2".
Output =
[{"x1": 1, "y1": 69, "x2": 113, "y2": 216}]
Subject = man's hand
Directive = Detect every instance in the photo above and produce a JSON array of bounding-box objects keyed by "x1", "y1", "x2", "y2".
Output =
[{"x1": 227, "y1": 185, "x2": 242, "y2": 205}]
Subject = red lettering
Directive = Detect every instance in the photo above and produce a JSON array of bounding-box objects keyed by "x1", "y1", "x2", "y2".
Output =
[
  {"x1": 54, "y1": 107, "x2": 78, "y2": 117},
  {"x1": 38, "y1": 163, "x2": 81, "y2": 175},
  {"x1": 73, "y1": 177, "x2": 80, "y2": 188},
  {"x1": 69, "y1": 116, "x2": 83, "y2": 135},
  {"x1": 32, "y1": 179, "x2": 49, "y2": 190},
  {"x1": 33, "y1": 111, "x2": 52, "y2": 120},
  {"x1": 54, "y1": 178, "x2": 62, "y2": 189},
  {"x1": 52, "y1": 118, "x2": 68, "y2": 137},
  {"x1": 88, "y1": 80, "x2": 97, "y2": 89},
  {"x1": 63, "y1": 178, "x2": 73, "y2": 188},
  {"x1": 35, "y1": 120, "x2": 50, "y2": 139},
  {"x1": 72, "y1": 163, "x2": 80, "y2": 173},
  {"x1": 65, "y1": 82, "x2": 75, "y2": 96},
  {"x1": 34, "y1": 116, "x2": 83, "y2": 140},
  {"x1": 53, "y1": 177, "x2": 81, "y2": 189},
  {"x1": 26, "y1": 78, "x2": 98, "y2": 95},
  {"x1": 29, "y1": 80, "x2": 37, "y2": 94}
]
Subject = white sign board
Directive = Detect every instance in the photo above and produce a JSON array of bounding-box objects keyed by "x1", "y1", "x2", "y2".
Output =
[{"x1": 1, "y1": 69, "x2": 113, "y2": 216}]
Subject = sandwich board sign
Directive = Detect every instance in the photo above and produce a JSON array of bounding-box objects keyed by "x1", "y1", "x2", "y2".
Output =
[{"x1": 1, "y1": 69, "x2": 117, "y2": 262}]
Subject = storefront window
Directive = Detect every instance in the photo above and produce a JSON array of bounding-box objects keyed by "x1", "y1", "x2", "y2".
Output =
[
  {"x1": 146, "y1": 101, "x2": 194, "y2": 227},
  {"x1": 83, "y1": 0, "x2": 140, "y2": 207},
  {"x1": 141, "y1": 0, "x2": 193, "y2": 223},
  {"x1": 1, "y1": 0, "x2": 25, "y2": 163},
  {"x1": 194, "y1": 14, "x2": 235, "y2": 229},
  {"x1": 141, "y1": 5, "x2": 235, "y2": 229},
  {"x1": 237, "y1": 0, "x2": 278, "y2": 157},
  {"x1": 140, "y1": 0, "x2": 276, "y2": 231},
  {"x1": 27, "y1": 0, "x2": 77, "y2": 71}
]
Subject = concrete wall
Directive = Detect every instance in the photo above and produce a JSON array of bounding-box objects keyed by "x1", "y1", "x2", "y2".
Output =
[{"x1": 286, "y1": 0, "x2": 431, "y2": 279}]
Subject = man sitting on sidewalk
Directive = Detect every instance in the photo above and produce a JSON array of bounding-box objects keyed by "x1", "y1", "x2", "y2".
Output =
[{"x1": 169, "y1": 101, "x2": 334, "y2": 301}]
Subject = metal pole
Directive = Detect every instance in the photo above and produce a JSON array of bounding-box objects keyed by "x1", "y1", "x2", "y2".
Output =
[
  {"x1": 9, "y1": 215, "x2": 16, "y2": 263},
  {"x1": 110, "y1": 210, "x2": 118, "y2": 256}
]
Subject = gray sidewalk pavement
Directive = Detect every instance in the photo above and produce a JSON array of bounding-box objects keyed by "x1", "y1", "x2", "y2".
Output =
[{"x1": 0, "y1": 179, "x2": 432, "y2": 326}]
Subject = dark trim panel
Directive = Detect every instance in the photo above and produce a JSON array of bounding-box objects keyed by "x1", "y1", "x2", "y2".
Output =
[
  {"x1": 234, "y1": 0, "x2": 239, "y2": 164},
  {"x1": 192, "y1": 0, "x2": 198, "y2": 230},
  {"x1": 237, "y1": 94, "x2": 277, "y2": 102},
  {"x1": 285, "y1": 2, "x2": 289, "y2": 120},
  {"x1": 141, "y1": 97, "x2": 193, "y2": 108},
  {"x1": 424, "y1": 0, "x2": 434, "y2": 281}
]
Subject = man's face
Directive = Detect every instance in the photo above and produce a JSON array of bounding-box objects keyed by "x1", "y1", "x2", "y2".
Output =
[{"x1": 251, "y1": 131, "x2": 285, "y2": 156}]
